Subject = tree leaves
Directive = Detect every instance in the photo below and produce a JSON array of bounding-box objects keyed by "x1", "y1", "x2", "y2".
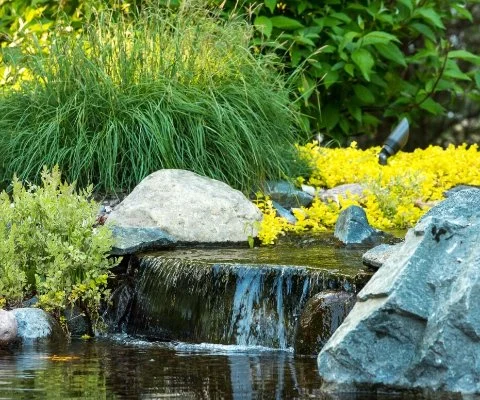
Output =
[{"x1": 351, "y1": 48, "x2": 374, "y2": 81}]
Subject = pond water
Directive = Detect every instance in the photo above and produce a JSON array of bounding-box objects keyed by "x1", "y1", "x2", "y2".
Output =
[{"x1": 0, "y1": 336, "x2": 463, "y2": 400}]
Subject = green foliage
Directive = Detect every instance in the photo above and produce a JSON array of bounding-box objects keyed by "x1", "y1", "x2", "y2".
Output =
[
  {"x1": 221, "y1": 0, "x2": 480, "y2": 142},
  {"x1": 0, "y1": 166, "x2": 116, "y2": 330},
  {"x1": 0, "y1": 2, "x2": 303, "y2": 193}
]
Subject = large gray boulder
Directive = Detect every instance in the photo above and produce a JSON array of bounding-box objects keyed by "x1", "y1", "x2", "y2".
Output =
[
  {"x1": 318, "y1": 189, "x2": 480, "y2": 394},
  {"x1": 108, "y1": 169, "x2": 262, "y2": 244},
  {"x1": 0, "y1": 310, "x2": 18, "y2": 346}
]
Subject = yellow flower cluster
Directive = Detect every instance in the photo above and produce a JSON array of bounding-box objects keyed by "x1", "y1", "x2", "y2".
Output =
[{"x1": 256, "y1": 142, "x2": 480, "y2": 244}]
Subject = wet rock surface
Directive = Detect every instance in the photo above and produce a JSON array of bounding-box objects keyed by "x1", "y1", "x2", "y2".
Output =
[
  {"x1": 318, "y1": 189, "x2": 480, "y2": 394},
  {"x1": 110, "y1": 226, "x2": 177, "y2": 256},
  {"x1": 294, "y1": 291, "x2": 355, "y2": 356}
]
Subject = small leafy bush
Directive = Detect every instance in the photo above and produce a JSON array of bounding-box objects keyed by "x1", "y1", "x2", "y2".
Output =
[
  {"x1": 256, "y1": 142, "x2": 480, "y2": 244},
  {"x1": 221, "y1": 0, "x2": 480, "y2": 143},
  {"x1": 0, "y1": 2, "x2": 304, "y2": 193},
  {"x1": 0, "y1": 166, "x2": 116, "y2": 331}
]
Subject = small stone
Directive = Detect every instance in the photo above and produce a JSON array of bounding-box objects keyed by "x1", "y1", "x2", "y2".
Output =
[
  {"x1": 263, "y1": 180, "x2": 313, "y2": 209},
  {"x1": 317, "y1": 183, "x2": 365, "y2": 204},
  {"x1": 110, "y1": 226, "x2": 177, "y2": 256},
  {"x1": 272, "y1": 201, "x2": 297, "y2": 224},
  {"x1": 301, "y1": 184, "x2": 316, "y2": 197},
  {"x1": 362, "y1": 243, "x2": 402, "y2": 269},
  {"x1": 334, "y1": 205, "x2": 383, "y2": 245}
]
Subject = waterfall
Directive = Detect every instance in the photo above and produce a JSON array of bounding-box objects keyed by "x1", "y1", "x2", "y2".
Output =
[{"x1": 116, "y1": 245, "x2": 367, "y2": 350}]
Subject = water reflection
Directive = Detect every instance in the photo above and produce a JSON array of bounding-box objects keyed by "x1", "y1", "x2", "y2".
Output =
[{"x1": 0, "y1": 337, "x2": 472, "y2": 399}]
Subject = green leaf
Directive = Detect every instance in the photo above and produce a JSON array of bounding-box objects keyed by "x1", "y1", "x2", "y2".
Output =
[
  {"x1": 448, "y1": 50, "x2": 480, "y2": 65},
  {"x1": 414, "y1": 8, "x2": 445, "y2": 29},
  {"x1": 330, "y1": 12, "x2": 352, "y2": 23},
  {"x1": 410, "y1": 22, "x2": 436, "y2": 42},
  {"x1": 344, "y1": 63, "x2": 355, "y2": 76},
  {"x1": 475, "y1": 71, "x2": 480, "y2": 89},
  {"x1": 324, "y1": 70, "x2": 339, "y2": 89},
  {"x1": 322, "y1": 104, "x2": 340, "y2": 131},
  {"x1": 264, "y1": 0, "x2": 277, "y2": 13},
  {"x1": 419, "y1": 98, "x2": 444, "y2": 114},
  {"x1": 452, "y1": 4, "x2": 473, "y2": 22},
  {"x1": 254, "y1": 16, "x2": 273, "y2": 38},
  {"x1": 397, "y1": 0, "x2": 413, "y2": 13},
  {"x1": 362, "y1": 31, "x2": 399, "y2": 46},
  {"x1": 353, "y1": 84, "x2": 375, "y2": 104},
  {"x1": 374, "y1": 43, "x2": 407, "y2": 66},
  {"x1": 443, "y1": 62, "x2": 471, "y2": 81},
  {"x1": 351, "y1": 48, "x2": 375, "y2": 81},
  {"x1": 270, "y1": 16, "x2": 304, "y2": 30},
  {"x1": 347, "y1": 103, "x2": 362, "y2": 122}
]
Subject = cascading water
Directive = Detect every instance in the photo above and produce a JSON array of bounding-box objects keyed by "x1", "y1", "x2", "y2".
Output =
[{"x1": 110, "y1": 239, "x2": 371, "y2": 350}]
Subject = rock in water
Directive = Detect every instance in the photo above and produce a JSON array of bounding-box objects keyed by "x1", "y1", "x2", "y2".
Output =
[
  {"x1": 12, "y1": 308, "x2": 63, "y2": 342},
  {"x1": 294, "y1": 291, "x2": 355, "y2": 356},
  {"x1": 318, "y1": 189, "x2": 480, "y2": 394},
  {"x1": 108, "y1": 169, "x2": 262, "y2": 244},
  {"x1": 0, "y1": 310, "x2": 18, "y2": 346}
]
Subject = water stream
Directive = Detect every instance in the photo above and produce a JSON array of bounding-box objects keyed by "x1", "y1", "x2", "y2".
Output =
[{"x1": 4, "y1": 233, "x2": 446, "y2": 399}]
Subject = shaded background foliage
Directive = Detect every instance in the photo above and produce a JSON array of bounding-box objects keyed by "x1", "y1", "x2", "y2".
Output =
[{"x1": 1, "y1": 0, "x2": 480, "y2": 148}]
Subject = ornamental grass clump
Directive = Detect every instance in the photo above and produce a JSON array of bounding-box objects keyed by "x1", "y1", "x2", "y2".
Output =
[
  {"x1": 0, "y1": 166, "x2": 116, "y2": 332},
  {"x1": 256, "y1": 142, "x2": 480, "y2": 244},
  {"x1": 0, "y1": 2, "x2": 302, "y2": 193}
]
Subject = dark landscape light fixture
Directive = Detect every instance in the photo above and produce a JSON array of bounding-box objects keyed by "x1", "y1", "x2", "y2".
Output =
[{"x1": 378, "y1": 118, "x2": 409, "y2": 165}]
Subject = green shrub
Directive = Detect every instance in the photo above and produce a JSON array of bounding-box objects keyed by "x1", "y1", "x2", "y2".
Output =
[
  {"x1": 220, "y1": 0, "x2": 480, "y2": 143},
  {"x1": 0, "y1": 166, "x2": 116, "y2": 331},
  {"x1": 0, "y1": 2, "x2": 304, "y2": 193}
]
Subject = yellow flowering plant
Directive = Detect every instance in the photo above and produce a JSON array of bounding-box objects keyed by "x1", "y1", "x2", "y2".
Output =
[{"x1": 256, "y1": 142, "x2": 480, "y2": 245}]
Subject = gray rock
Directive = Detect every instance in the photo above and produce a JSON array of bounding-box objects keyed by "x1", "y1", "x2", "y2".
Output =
[
  {"x1": 334, "y1": 205, "x2": 383, "y2": 245},
  {"x1": 444, "y1": 185, "x2": 480, "y2": 198},
  {"x1": 263, "y1": 180, "x2": 313, "y2": 209},
  {"x1": 318, "y1": 183, "x2": 365, "y2": 204},
  {"x1": 272, "y1": 201, "x2": 297, "y2": 224},
  {"x1": 318, "y1": 189, "x2": 480, "y2": 394},
  {"x1": 64, "y1": 307, "x2": 91, "y2": 337},
  {"x1": 362, "y1": 243, "x2": 402, "y2": 269},
  {"x1": 110, "y1": 226, "x2": 177, "y2": 256},
  {"x1": 0, "y1": 310, "x2": 18, "y2": 346},
  {"x1": 420, "y1": 188, "x2": 480, "y2": 223},
  {"x1": 294, "y1": 291, "x2": 355, "y2": 356},
  {"x1": 108, "y1": 169, "x2": 262, "y2": 244},
  {"x1": 12, "y1": 308, "x2": 64, "y2": 342}
]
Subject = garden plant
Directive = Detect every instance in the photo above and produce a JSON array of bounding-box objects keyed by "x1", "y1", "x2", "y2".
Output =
[
  {"x1": 0, "y1": 2, "x2": 304, "y2": 193},
  {"x1": 0, "y1": 166, "x2": 116, "y2": 332}
]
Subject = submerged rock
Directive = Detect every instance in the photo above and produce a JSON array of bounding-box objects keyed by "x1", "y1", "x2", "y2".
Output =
[
  {"x1": 318, "y1": 189, "x2": 480, "y2": 394},
  {"x1": 108, "y1": 169, "x2": 262, "y2": 244},
  {"x1": 12, "y1": 308, "x2": 63, "y2": 342},
  {"x1": 334, "y1": 205, "x2": 384, "y2": 245},
  {"x1": 294, "y1": 291, "x2": 355, "y2": 356},
  {"x1": 0, "y1": 310, "x2": 18, "y2": 346}
]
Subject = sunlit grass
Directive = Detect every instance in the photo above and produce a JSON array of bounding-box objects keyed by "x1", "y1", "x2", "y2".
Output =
[{"x1": 0, "y1": 2, "x2": 304, "y2": 193}]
